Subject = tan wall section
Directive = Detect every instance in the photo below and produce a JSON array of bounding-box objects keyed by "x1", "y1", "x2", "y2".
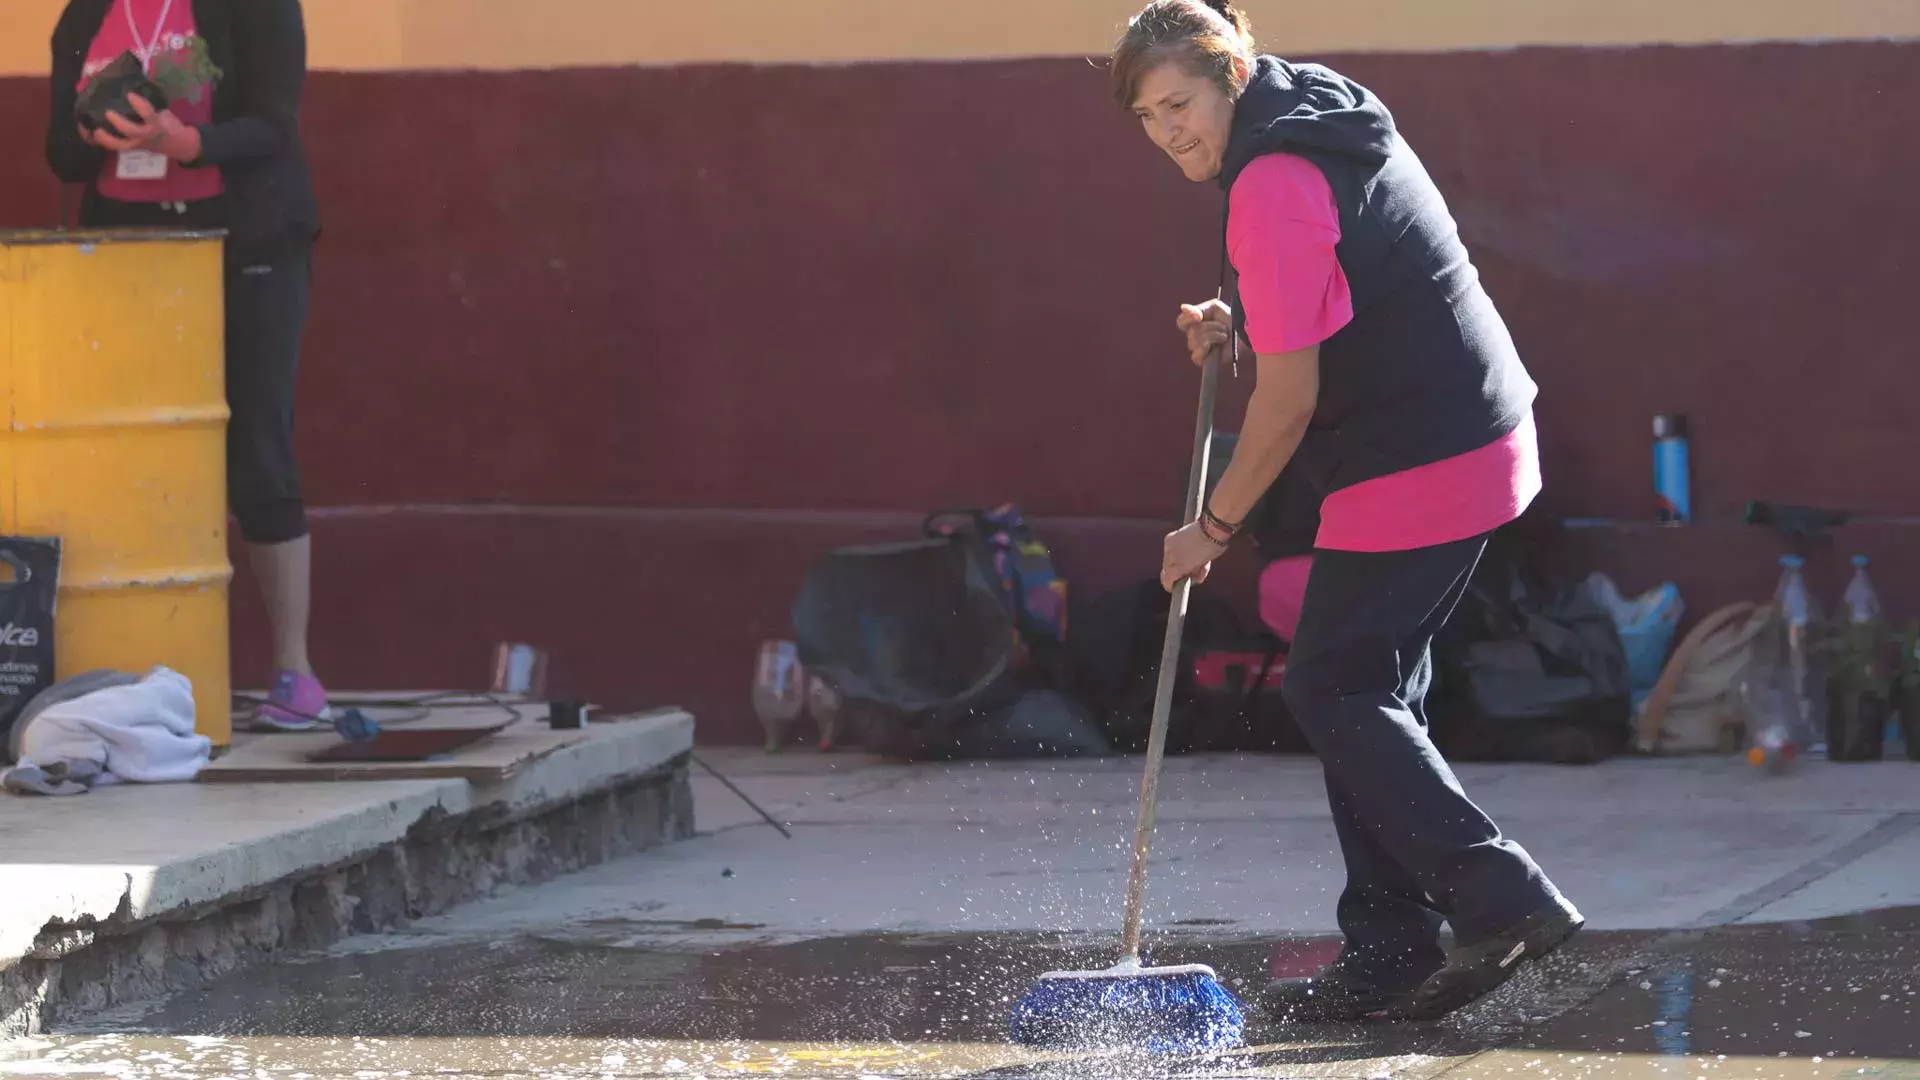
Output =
[
  {"x1": 0, "y1": 0, "x2": 403, "y2": 76},
  {"x1": 2, "y1": 0, "x2": 68, "y2": 77},
  {"x1": 389, "y1": 0, "x2": 1920, "y2": 70},
  {"x1": 4, "y1": 0, "x2": 1920, "y2": 75}
]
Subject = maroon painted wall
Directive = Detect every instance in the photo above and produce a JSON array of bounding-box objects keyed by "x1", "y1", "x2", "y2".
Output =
[{"x1": 2, "y1": 41, "x2": 1916, "y2": 743}]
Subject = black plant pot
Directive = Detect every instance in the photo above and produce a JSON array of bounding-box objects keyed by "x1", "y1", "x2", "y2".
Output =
[
  {"x1": 1827, "y1": 683, "x2": 1889, "y2": 762},
  {"x1": 1898, "y1": 684, "x2": 1920, "y2": 762},
  {"x1": 75, "y1": 52, "x2": 168, "y2": 135}
]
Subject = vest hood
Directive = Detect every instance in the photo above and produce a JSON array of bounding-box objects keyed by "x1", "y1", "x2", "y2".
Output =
[{"x1": 1218, "y1": 56, "x2": 1397, "y2": 192}]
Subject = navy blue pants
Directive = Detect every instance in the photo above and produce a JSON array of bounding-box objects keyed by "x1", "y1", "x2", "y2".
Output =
[{"x1": 1281, "y1": 534, "x2": 1565, "y2": 983}]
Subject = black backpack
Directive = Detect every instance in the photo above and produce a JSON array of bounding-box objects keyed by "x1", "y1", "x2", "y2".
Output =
[
  {"x1": 1428, "y1": 518, "x2": 1634, "y2": 765},
  {"x1": 790, "y1": 505, "x2": 1108, "y2": 761},
  {"x1": 1067, "y1": 578, "x2": 1301, "y2": 754}
]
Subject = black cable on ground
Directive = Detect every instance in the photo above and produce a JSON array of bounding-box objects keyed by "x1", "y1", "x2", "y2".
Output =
[
  {"x1": 229, "y1": 689, "x2": 532, "y2": 728},
  {"x1": 691, "y1": 753, "x2": 793, "y2": 839}
]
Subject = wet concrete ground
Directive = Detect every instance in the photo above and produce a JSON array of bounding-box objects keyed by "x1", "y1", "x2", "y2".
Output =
[
  {"x1": 4, "y1": 907, "x2": 1914, "y2": 1080},
  {"x1": 9, "y1": 755, "x2": 1919, "y2": 1078}
]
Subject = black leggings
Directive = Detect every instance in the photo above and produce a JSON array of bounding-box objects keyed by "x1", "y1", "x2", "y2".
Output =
[{"x1": 224, "y1": 247, "x2": 312, "y2": 545}]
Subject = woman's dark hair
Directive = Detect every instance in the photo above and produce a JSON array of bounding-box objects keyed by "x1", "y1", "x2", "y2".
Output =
[{"x1": 1111, "y1": 0, "x2": 1256, "y2": 108}]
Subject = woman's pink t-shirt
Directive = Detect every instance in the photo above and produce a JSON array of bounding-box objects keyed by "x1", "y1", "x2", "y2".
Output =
[
  {"x1": 1257, "y1": 554, "x2": 1314, "y2": 642},
  {"x1": 1226, "y1": 152, "x2": 1541, "y2": 553},
  {"x1": 82, "y1": 0, "x2": 224, "y2": 205}
]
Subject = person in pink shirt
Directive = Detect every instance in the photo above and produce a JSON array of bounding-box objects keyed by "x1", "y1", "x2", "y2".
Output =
[
  {"x1": 47, "y1": 0, "x2": 328, "y2": 731},
  {"x1": 1114, "y1": 0, "x2": 1584, "y2": 1022}
]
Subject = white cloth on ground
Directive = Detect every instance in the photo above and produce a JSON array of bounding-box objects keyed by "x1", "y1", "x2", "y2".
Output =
[{"x1": 13, "y1": 666, "x2": 208, "y2": 784}]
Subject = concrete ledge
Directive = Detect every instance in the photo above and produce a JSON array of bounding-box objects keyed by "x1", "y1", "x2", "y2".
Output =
[
  {"x1": 0, "y1": 709, "x2": 694, "y2": 1035},
  {"x1": 467, "y1": 707, "x2": 698, "y2": 823}
]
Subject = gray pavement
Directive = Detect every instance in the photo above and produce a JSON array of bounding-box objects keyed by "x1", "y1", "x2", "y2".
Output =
[
  {"x1": 522, "y1": 751, "x2": 1920, "y2": 939},
  {"x1": 4, "y1": 751, "x2": 1918, "y2": 1079}
]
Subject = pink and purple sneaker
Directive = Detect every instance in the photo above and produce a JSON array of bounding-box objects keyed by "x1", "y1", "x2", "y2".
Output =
[{"x1": 252, "y1": 670, "x2": 332, "y2": 732}]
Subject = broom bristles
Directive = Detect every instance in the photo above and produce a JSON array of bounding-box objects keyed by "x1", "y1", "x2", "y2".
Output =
[{"x1": 1008, "y1": 962, "x2": 1245, "y2": 1054}]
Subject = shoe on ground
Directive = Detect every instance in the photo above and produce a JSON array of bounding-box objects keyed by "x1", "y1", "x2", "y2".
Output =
[
  {"x1": 251, "y1": 669, "x2": 332, "y2": 732},
  {"x1": 1393, "y1": 898, "x2": 1585, "y2": 1021},
  {"x1": 1261, "y1": 956, "x2": 1438, "y2": 1023}
]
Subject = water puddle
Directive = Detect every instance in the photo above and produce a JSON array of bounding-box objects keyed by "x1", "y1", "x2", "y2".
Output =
[{"x1": 4, "y1": 910, "x2": 1913, "y2": 1080}]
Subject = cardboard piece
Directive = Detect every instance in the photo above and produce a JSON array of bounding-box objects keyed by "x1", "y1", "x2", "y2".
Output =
[{"x1": 199, "y1": 693, "x2": 670, "y2": 784}]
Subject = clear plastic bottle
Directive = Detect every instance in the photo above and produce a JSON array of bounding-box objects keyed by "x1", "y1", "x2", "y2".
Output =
[
  {"x1": 1742, "y1": 556, "x2": 1829, "y2": 771},
  {"x1": 807, "y1": 674, "x2": 842, "y2": 752},
  {"x1": 1834, "y1": 555, "x2": 1896, "y2": 761},
  {"x1": 1740, "y1": 623, "x2": 1801, "y2": 774},
  {"x1": 1775, "y1": 555, "x2": 1830, "y2": 756},
  {"x1": 1842, "y1": 554, "x2": 1883, "y2": 625},
  {"x1": 752, "y1": 639, "x2": 807, "y2": 752}
]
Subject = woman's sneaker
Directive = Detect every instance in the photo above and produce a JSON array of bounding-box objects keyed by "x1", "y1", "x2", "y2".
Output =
[
  {"x1": 252, "y1": 670, "x2": 331, "y2": 732},
  {"x1": 1393, "y1": 899, "x2": 1585, "y2": 1021}
]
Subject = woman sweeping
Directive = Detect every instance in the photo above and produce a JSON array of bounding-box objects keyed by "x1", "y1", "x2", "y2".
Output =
[
  {"x1": 46, "y1": 0, "x2": 328, "y2": 732},
  {"x1": 1116, "y1": 0, "x2": 1584, "y2": 1021}
]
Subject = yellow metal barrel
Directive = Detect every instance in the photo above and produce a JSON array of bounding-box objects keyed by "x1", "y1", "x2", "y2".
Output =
[{"x1": 0, "y1": 228, "x2": 233, "y2": 747}]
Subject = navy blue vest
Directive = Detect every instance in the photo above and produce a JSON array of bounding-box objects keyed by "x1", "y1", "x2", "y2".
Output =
[{"x1": 1219, "y1": 56, "x2": 1536, "y2": 496}]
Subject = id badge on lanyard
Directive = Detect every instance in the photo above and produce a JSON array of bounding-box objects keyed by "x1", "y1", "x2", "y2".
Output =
[
  {"x1": 117, "y1": 149, "x2": 168, "y2": 180},
  {"x1": 116, "y1": 0, "x2": 176, "y2": 183}
]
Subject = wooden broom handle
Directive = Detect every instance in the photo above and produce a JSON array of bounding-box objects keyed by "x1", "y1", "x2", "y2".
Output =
[{"x1": 1120, "y1": 342, "x2": 1223, "y2": 962}]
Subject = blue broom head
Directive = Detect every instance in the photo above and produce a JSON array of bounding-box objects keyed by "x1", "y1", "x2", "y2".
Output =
[{"x1": 1008, "y1": 960, "x2": 1245, "y2": 1055}]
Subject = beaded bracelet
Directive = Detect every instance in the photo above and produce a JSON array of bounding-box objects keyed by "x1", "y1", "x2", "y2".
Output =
[{"x1": 1199, "y1": 507, "x2": 1241, "y2": 546}]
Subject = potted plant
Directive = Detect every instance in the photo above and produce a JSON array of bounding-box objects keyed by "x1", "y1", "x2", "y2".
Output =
[
  {"x1": 1824, "y1": 614, "x2": 1894, "y2": 761},
  {"x1": 1893, "y1": 620, "x2": 1920, "y2": 762}
]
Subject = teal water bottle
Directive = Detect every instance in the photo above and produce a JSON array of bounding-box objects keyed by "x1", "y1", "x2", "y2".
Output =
[{"x1": 1653, "y1": 414, "x2": 1691, "y2": 524}]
